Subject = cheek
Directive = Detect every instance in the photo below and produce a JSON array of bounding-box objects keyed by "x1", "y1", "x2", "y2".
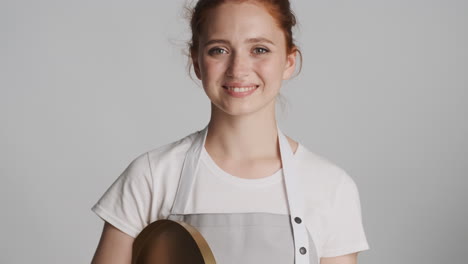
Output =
[
  {"x1": 253, "y1": 56, "x2": 285, "y2": 82},
  {"x1": 201, "y1": 58, "x2": 226, "y2": 79}
]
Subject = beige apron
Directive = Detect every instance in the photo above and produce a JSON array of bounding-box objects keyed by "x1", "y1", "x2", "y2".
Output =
[{"x1": 168, "y1": 124, "x2": 318, "y2": 263}]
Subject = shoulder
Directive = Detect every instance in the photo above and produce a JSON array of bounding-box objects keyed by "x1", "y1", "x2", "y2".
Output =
[
  {"x1": 123, "y1": 129, "x2": 200, "y2": 178},
  {"x1": 145, "y1": 129, "x2": 200, "y2": 164},
  {"x1": 295, "y1": 144, "x2": 358, "y2": 206},
  {"x1": 295, "y1": 144, "x2": 351, "y2": 183}
]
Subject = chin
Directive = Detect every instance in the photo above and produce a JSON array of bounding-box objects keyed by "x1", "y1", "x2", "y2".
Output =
[
  {"x1": 215, "y1": 102, "x2": 273, "y2": 117},
  {"x1": 219, "y1": 107, "x2": 254, "y2": 117}
]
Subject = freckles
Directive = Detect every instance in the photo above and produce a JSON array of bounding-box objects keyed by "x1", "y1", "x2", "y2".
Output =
[
  {"x1": 253, "y1": 59, "x2": 278, "y2": 74},
  {"x1": 253, "y1": 57, "x2": 270, "y2": 67},
  {"x1": 200, "y1": 59, "x2": 219, "y2": 77},
  {"x1": 204, "y1": 58, "x2": 225, "y2": 69}
]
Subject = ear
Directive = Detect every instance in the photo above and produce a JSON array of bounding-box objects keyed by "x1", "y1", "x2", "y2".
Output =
[
  {"x1": 191, "y1": 51, "x2": 202, "y2": 80},
  {"x1": 282, "y1": 49, "x2": 297, "y2": 80}
]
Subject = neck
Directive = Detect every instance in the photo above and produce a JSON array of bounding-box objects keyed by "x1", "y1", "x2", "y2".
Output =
[{"x1": 205, "y1": 102, "x2": 279, "y2": 161}]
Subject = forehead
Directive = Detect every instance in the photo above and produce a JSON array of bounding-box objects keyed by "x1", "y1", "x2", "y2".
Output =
[{"x1": 200, "y1": 2, "x2": 285, "y2": 44}]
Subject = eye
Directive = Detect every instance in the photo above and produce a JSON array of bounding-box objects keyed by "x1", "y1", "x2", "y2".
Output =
[
  {"x1": 253, "y1": 47, "x2": 270, "y2": 54},
  {"x1": 208, "y1": 47, "x2": 228, "y2": 55}
]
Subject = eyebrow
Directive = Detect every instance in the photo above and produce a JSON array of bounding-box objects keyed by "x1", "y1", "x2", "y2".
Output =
[{"x1": 203, "y1": 37, "x2": 275, "y2": 47}]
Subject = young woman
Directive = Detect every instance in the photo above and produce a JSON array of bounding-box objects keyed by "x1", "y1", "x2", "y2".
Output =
[{"x1": 90, "y1": 1, "x2": 370, "y2": 263}]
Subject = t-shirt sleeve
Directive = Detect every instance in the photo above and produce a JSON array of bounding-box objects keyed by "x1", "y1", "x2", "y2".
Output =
[
  {"x1": 321, "y1": 171, "x2": 370, "y2": 257},
  {"x1": 91, "y1": 152, "x2": 153, "y2": 238}
]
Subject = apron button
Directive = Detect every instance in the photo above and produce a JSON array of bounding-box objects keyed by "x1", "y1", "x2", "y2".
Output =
[
  {"x1": 294, "y1": 217, "x2": 302, "y2": 224},
  {"x1": 299, "y1": 247, "x2": 307, "y2": 255}
]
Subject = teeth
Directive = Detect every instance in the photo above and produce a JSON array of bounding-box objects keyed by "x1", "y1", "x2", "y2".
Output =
[{"x1": 225, "y1": 86, "x2": 257, "y2": 92}]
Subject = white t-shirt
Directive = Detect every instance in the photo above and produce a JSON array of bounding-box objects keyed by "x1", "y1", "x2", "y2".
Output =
[{"x1": 91, "y1": 130, "x2": 370, "y2": 258}]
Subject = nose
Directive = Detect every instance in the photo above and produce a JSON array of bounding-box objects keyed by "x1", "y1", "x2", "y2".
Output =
[{"x1": 225, "y1": 52, "x2": 249, "y2": 78}]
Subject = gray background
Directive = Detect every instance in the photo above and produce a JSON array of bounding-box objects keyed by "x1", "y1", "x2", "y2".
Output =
[{"x1": 1, "y1": 0, "x2": 467, "y2": 263}]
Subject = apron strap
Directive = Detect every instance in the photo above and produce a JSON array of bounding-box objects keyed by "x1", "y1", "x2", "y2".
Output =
[
  {"x1": 170, "y1": 123, "x2": 311, "y2": 263},
  {"x1": 171, "y1": 125, "x2": 209, "y2": 214},
  {"x1": 277, "y1": 124, "x2": 311, "y2": 264}
]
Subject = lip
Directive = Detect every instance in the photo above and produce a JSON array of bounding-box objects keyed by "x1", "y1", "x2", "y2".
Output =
[
  {"x1": 222, "y1": 82, "x2": 258, "y2": 87},
  {"x1": 222, "y1": 84, "x2": 259, "y2": 98}
]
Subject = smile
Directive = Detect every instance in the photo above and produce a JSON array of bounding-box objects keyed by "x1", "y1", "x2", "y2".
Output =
[
  {"x1": 223, "y1": 86, "x2": 257, "y2": 92},
  {"x1": 222, "y1": 85, "x2": 259, "y2": 98}
]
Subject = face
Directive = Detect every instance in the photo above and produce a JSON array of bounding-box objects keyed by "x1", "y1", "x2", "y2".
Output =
[{"x1": 192, "y1": 1, "x2": 297, "y2": 116}]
